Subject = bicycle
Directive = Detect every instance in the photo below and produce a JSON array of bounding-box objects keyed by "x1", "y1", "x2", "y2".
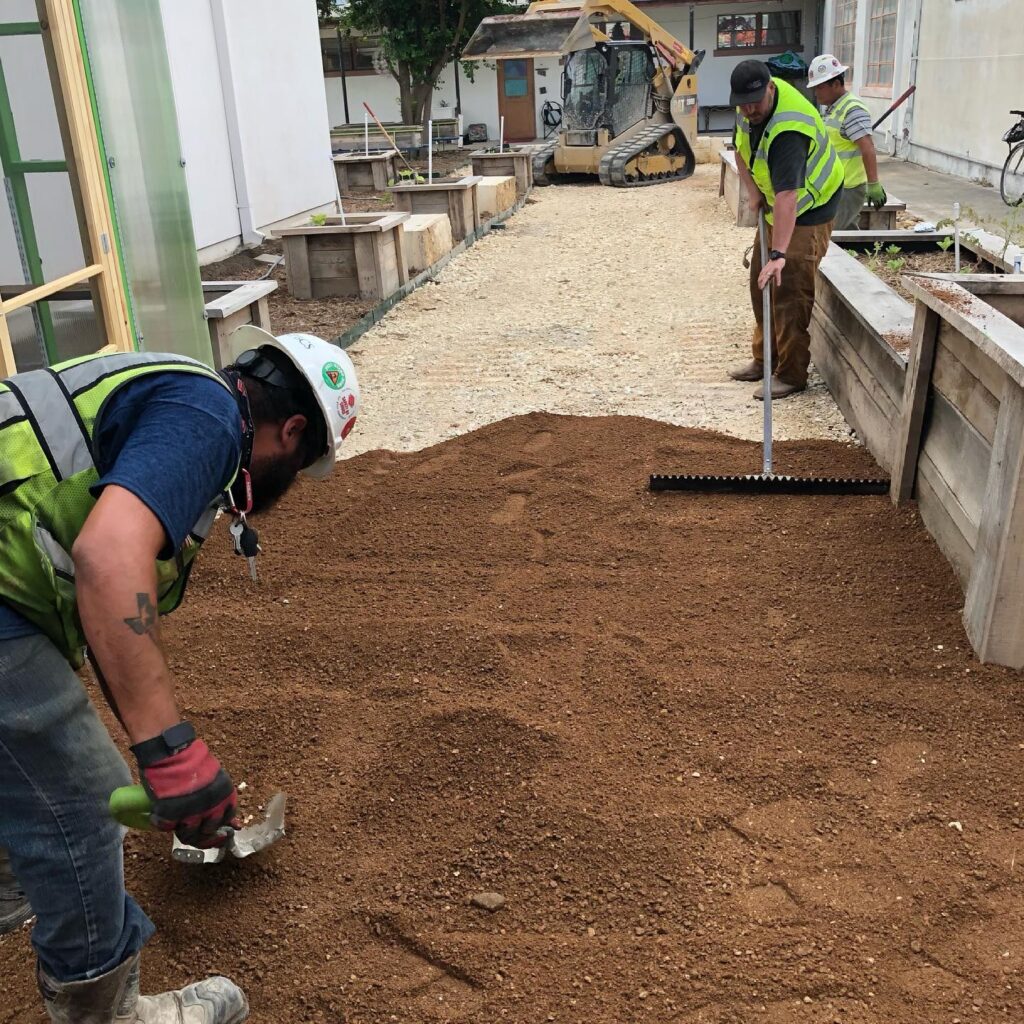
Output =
[{"x1": 1000, "y1": 109, "x2": 1024, "y2": 206}]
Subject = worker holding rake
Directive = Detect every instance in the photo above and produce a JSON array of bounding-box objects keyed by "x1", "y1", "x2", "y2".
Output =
[
  {"x1": 727, "y1": 60, "x2": 844, "y2": 400},
  {"x1": 0, "y1": 328, "x2": 358, "y2": 1024}
]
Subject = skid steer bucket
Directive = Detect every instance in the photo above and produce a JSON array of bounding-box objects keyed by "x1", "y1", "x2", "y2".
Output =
[{"x1": 462, "y1": 11, "x2": 594, "y2": 61}]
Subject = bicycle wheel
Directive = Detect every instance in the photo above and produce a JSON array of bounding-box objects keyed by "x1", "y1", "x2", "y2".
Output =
[{"x1": 1001, "y1": 141, "x2": 1024, "y2": 206}]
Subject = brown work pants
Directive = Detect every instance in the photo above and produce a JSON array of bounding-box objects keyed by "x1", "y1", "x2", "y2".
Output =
[{"x1": 749, "y1": 219, "x2": 834, "y2": 387}]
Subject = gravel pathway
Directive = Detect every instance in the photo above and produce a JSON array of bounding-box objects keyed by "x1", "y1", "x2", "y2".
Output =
[{"x1": 344, "y1": 165, "x2": 854, "y2": 457}]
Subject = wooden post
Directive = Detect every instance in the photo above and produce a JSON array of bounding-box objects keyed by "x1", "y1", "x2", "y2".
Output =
[
  {"x1": 963, "y1": 383, "x2": 1024, "y2": 667},
  {"x1": 0, "y1": 314, "x2": 15, "y2": 377},
  {"x1": 891, "y1": 303, "x2": 940, "y2": 503},
  {"x1": 282, "y1": 236, "x2": 312, "y2": 300}
]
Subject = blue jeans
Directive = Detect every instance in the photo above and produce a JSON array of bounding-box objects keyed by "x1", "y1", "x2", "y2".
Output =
[{"x1": 0, "y1": 634, "x2": 154, "y2": 981}]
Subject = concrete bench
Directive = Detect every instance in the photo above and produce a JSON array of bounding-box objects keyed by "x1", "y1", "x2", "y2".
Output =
[
  {"x1": 403, "y1": 214, "x2": 454, "y2": 276},
  {"x1": 476, "y1": 175, "x2": 517, "y2": 222}
]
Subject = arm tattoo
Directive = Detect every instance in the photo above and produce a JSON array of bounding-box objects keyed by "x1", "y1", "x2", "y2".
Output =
[{"x1": 124, "y1": 593, "x2": 158, "y2": 637}]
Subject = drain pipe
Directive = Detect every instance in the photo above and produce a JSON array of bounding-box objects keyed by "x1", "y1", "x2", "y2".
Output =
[
  {"x1": 897, "y1": 0, "x2": 924, "y2": 160},
  {"x1": 209, "y1": 0, "x2": 264, "y2": 247}
]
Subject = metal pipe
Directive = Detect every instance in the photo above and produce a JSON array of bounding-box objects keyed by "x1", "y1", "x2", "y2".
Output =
[
  {"x1": 336, "y1": 26, "x2": 350, "y2": 124},
  {"x1": 953, "y1": 202, "x2": 961, "y2": 274},
  {"x1": 758, "y1": 210, "x2": 773, "y2": 477},
  {"x1": 209, "y1": 0, "x2": 264, "y2": 247}
]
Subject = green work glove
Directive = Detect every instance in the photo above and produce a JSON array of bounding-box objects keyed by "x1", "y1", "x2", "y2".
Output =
[{"x1": 866, "y1": 181, "x2": 887, "y2": 209}]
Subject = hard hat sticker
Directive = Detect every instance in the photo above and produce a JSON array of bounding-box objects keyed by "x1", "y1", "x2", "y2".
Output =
[
  {"x1": 338, "y1": 391, "x2": 356, "y2": 417},
  {"x1": 322, "y1": 362, "x2": 346, "y2": 390}
]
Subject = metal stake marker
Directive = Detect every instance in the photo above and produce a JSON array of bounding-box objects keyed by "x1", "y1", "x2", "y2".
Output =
[
  {"x1": 500, "y1": 116, "x2": 505, "y2": 154},
  {"x1": 364, "y1": 112, "x2": 369, "y2": 156},
  {"x1": 428, "y1": 120, "x2": 433, "y2": 184},
  {"x1": 953, "y1": 202, "x2": 961, "y2": 273}
]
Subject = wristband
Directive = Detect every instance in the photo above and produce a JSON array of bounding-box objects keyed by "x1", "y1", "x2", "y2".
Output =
[
  {"x1": 131, "y1": 721, "x2": 197, "y2": 768},
  {"x1": 768, "y1": 249, "x2": 787, "y2": 261}
]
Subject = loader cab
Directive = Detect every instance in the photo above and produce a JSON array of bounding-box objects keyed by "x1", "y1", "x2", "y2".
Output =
[{"x1": 562, "y1": 42, "x2": 654, "y2": 145}]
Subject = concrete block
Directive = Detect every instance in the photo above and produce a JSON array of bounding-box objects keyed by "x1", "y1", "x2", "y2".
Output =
[
  {"x1": 692, "y1": 136, "x2": 713, "y2": 165},
  {"x1": 403, "y1": 214, "x2": 454, "y2": 275},
  {"x1": 476, "y1": 175, "x2": 517, "y2": 222}
]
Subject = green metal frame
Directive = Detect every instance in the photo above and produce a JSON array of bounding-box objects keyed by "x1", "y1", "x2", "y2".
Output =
[{"x1": 0, "y1": 17, "x2": 69, "y2": 363}]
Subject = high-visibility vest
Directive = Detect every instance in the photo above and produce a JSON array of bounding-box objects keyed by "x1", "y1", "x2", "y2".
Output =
[
  {"x1": 0, "y1": 352, "x2": 237, "y2": 666},
  {"x1": 823, "y1": 91, "x2": 870, "y2": 188},
  {"x1": 735, "y1": 77, "x2": 844, "y2": 225}
]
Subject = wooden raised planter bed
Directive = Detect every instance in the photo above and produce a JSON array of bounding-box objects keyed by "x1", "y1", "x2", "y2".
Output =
[
  {"x1": 470, "y1": 149, "x2": 533, "y2": 197},
  {"x1": 276, "y1": 213, "x2": 409, "y2": 302},
  {"x1": 202, "y1": 280, "x2": 277, "y2": 369},
  {"x1": 333, "y1": 150, "x2": 398, "y2": 193},
  {"x1": 812, "y1": 236, "x2": 1024, "y2": 667},
  {"x1": 388, "y1": 175, "x2": 482, "y2": 243}
]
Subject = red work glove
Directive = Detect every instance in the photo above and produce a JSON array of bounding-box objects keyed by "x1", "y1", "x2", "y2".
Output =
[{"x1": 131, "y1": 725, "x2": 238, "y2": 849}]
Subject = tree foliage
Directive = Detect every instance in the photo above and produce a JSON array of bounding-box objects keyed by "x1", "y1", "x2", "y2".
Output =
[{"x1": 342, "y1": 0, "x2": 514, "y2": 131}]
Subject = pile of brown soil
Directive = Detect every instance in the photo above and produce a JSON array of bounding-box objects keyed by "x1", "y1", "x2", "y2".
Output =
[{"x1": 3, "y1": 414, "x2": 1023, "y2": 1024}]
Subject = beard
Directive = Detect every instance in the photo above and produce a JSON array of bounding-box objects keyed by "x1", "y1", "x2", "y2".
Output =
[{"x1": 248, "y1": 452, "x2": 303, "y2": 514}]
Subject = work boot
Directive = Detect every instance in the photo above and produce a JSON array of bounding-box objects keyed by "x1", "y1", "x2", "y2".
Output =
[
  {"x1": 0, "y1": 850, "x2": 33, "y2": 935},
  {"x1": 39, "y1": 954, "x2": 249, "y2": 1024},
  {"x1": 728, "y1": 360, "x2": 763, "y2": 382},
  {"x1": 754, "y1": 376, "x2": 805, "y2": 401}
]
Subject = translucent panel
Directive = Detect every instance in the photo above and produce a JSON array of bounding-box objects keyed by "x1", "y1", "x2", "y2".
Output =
[
  {"x1": 0, "y1": 32, "x2": 65, "y2": 162},
  {"x1": 7, "y1": 306, "x2": 45, "y2": 372},
  {"x1": 48, "y1": 297, "x2": 102, "y2": 363},
  {"x1": 77, "y1": 0, "x2": 211, "y2": 364},
  {"x1": 0, "y1": 180, "x2": 25, "y2": 285},
  {"x1": 26, "y1": 173, "x2": 87, "y2": 279}
]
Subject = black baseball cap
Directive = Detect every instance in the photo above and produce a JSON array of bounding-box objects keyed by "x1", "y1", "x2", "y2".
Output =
[{"x1": 730, "y1": 60, "x2": 772, "y2": 106}]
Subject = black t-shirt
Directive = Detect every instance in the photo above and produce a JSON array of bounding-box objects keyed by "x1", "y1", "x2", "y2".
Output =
[{"x1": 747, "y1": 91, "x2": 840, "y2": 226}]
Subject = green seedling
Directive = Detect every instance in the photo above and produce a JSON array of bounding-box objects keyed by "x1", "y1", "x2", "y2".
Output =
[
  {"x1": 887, "y1": 257, "x2": 906, "y2": 272},
  {"x1": 885, "y1": 244, "x2": 903, "y2": 257},
  {"x1": 936, "y1": 236, "x2": 954, "y2": 252},
  {"x1": 309, "y1": 213, "x2": 328, "y2": 226}
]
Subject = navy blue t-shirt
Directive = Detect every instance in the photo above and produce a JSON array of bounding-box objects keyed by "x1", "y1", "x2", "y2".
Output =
[{"x1": 0, "y1": 372, "x2": 242, "y2": 639}]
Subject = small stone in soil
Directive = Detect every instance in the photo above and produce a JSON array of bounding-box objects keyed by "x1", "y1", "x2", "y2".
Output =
[{"x1": 470, "y1": 892, "x2": 506, "y2": 912}]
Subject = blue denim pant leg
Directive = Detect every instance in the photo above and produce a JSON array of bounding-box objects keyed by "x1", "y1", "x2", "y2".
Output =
[{"x1": 0, "y1": 634, "x2": 155, "y2": 981}]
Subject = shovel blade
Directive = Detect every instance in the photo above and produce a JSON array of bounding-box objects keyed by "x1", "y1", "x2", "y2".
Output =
[{"x1": 171, "y1": 792, "x2": 287, "y2": 865}]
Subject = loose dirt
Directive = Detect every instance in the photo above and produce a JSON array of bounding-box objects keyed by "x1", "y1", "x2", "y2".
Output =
[
  {"x1": 3, "y1": 413, "x2": 1022, "y2": 1024},
  {"x1": 848, "y1": 248, "x2": 979, "y2": 304}
]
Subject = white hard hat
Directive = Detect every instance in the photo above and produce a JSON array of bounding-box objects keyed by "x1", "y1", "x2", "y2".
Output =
[
  {"x1": 808, "y1": 54, "x2": 848, "y2": 88},
  {"x1": 224, "y1": 325, "x2": 360, "y2": 479}
]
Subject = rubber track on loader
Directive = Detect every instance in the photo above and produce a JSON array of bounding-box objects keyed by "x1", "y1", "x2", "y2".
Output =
[
  {"x1": 532, "y1": 141, "x2": 559, "y2": 187},
  {"x1": 598, "y1": 124, "x2": 694, "y2": 188}
]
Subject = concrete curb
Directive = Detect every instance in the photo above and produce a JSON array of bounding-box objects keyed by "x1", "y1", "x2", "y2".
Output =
[{"x1": 330, "y1": 192, "x2": 531, "y2": 352}]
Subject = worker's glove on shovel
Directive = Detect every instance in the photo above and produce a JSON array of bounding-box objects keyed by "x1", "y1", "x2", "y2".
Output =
[
  {"x1": 866, "y1": 181, "x2": 888, "y2": 209},
  {"x1": 131, "y1": 727, "x2": 238, "y2": 849}
]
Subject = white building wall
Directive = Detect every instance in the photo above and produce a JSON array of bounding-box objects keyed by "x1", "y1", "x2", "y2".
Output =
[
  {"x1": 160, "y1": 0, "x2": 239, "y2": 254},
  {"x1": 822, "y1": 0, "x2": 1023, "y2": 188}
]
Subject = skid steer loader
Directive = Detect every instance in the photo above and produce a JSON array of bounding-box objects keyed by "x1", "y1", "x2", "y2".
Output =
[{"x1": 462, "y1": 0, "x2": 705, "y2": 188}]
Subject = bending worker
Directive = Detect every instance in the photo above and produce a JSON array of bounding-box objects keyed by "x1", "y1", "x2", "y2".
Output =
[
  {"x1": 0, "y1": 329, "x2": 359, "y2": 1024},
  {"x1": 809, "y1": 53, "x2": 887, "y2": 230},
  {"x1": 727, "y1": 60, "x2": 844, "y2": 400}
]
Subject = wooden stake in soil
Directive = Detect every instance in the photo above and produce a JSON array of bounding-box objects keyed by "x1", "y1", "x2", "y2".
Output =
[{"x1": 363, "y1": 101, "x2": 417, "y2": 178}]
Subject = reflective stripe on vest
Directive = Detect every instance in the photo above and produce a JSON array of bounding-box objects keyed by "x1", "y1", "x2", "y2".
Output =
[
  {"x1": 734, "y1": 78, "x2": 844, "y2": 225},
  {"x1": 824, "y1": 92, "x2": 869, "y2": 188},
  {"x1": 0, "y1": 352, "x2": 235, "y2": 665}
]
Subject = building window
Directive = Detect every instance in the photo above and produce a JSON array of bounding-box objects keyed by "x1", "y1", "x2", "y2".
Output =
[
  {"x1": 715, "y1": 11, "x2": 801, "y2": 54},
  {"x1": 865, "y1": 0, "x2": 898, "y2": 90},
  {"x1": 321, "y1": 34, "x2": 380, "y2": 75},
  {"x1": 833, "y1": 0, "x2": 857, "y2": 75}
]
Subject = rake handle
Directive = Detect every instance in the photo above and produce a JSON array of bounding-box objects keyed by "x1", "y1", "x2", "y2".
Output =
[{"x1": 758, "y1": 209, "x2": 773, "y2": 476}]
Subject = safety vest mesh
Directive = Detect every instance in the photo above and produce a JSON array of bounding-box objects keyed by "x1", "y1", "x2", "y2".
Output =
[
  {"x1": 734, "y1": 78, "x2": 844, "y2": 225},
  {"x1": 0, "y1": 352, "x2": 236, "y2": 666},
  {"x1": 823, "y1": 91, "x2": 870, "y2": 188}
]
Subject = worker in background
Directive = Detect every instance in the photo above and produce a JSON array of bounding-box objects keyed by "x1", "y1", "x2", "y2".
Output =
[
  {"x1": 727, "y1": 60, "x2": 844, "y2": 400},
  {"x1": 0, "y1": 332, "x2": 359, "y2": 1024},
  {"x1": 809, "y1": 54, "x2": 887, "y2": 230}
]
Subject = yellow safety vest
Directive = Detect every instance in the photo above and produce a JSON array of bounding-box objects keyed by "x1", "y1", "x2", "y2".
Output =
[
  {"x1": 823, "y1": 91, "x2": 870, "y2": 188},
  {"x1": 735, "y1": 78, "x2": 844, "y2": 225},
  {"x1": 0, "y1": 352, "x2": 236, "y2": 666}
]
